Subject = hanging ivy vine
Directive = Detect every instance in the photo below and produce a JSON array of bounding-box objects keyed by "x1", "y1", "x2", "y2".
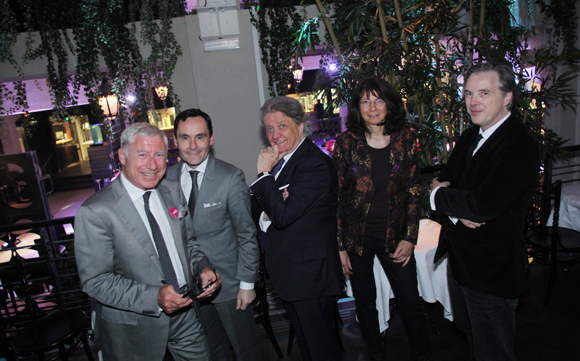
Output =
[
  {"x1": 248, "y1": 0, "x2": 304, "y2": 97},
  {"x1": 0, "y1": 0, "x2": 186, "y2": 136}
]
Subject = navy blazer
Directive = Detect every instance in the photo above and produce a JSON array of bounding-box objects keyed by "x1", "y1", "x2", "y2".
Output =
[
  {"x1": 434, "y1": 115, "x2": 540, "y2": 298},
  {"x1": 251, "y1": 139, "x2": 344, "y2": 302}
]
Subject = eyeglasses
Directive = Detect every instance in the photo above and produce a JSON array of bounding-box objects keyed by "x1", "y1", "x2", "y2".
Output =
[{"x1": 360, "y1": 99, "x2": 386, "y2": 108}]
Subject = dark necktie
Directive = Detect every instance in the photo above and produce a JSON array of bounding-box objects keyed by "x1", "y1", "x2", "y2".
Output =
[
  {"x1": 188, "y1": 170, "x2": 199, "y2": 218},
  {"x1": 143, "y1": 191, "x2": 180, "y2": 292},
  {"x1": 467, "y1": 134, "x2": 483, "y2": 161},
  {"x1": 272, "y1": 159, "x2": 285, "y2": 177}
]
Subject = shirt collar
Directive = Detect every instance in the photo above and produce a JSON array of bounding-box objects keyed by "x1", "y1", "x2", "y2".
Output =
[
  {"x1": 480, "y1": 112, "x2": 510, "y2": 140},
  {"x1": 181, "y1": 154, "x2": 209, "y2": 177},
  {"x1": 121, "y1": 172, "x2": 155, "y2": 202},
  {"x1": 282, "y1": 137, "x2": 306, "y2": 163}
]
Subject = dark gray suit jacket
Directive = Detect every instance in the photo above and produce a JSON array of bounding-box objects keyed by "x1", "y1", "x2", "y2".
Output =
[
  {"x1": 166, "y1": 155, "x2": 259, "y2": 303},
  {"x1": 75, "y1": 176, "x2": 211, "y2": 360}
]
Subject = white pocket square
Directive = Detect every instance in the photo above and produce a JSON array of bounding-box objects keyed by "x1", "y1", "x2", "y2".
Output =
[{"x1": 204, "y1": 202, "x2": 222, "y2": 208}]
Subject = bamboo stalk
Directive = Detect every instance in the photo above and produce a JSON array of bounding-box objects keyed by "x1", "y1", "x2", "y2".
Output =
[
  {"x1": 392, "y1": 0, "x2": 409, "y2": 52},
  {"x1": 315, "y1": 0, "x2": 343, "y2": 61},
  {"x1": 377, "y1": 1, "x2": 389, "y2": 42}
]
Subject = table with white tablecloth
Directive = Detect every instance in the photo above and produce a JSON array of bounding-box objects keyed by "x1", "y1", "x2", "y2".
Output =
[
  {"x1": 547, "y1": 183, "x2": 580, "y2": 232},
  {"x1": 346, "y1": 219, "x2": 453, "y2": 332}
]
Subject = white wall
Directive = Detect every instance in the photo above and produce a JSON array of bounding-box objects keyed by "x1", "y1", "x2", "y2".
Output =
[{"x1": 181, "y1": 10, "x2": 266, "y2": 181}]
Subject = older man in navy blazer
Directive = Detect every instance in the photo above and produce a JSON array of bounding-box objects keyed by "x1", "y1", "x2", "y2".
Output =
[
  {"x1": 431, "y1": 63, "x2": 540, "y2": 361},
  {"x1": 251, "y1": 96, "x2": 344, "y2": 361}
]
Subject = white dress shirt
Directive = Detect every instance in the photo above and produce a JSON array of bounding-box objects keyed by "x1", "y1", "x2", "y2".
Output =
[
  {"x1": 179, "y1": 155, "x2": 209, "y2": 199},
  {"x1": 121, "y1": 173, "x2": 187, "y2": 288}
]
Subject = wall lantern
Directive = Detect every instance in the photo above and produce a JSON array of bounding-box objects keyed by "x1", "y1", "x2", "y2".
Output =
[
  {"x1": 292, "y1": 63, "x2": 304, "y2": 85},
  {"x1": 155, "y1": 85, "x2": 168, "y2": 101},
  {"x1": 98, "y1": 78, "x2": 119, "y2": 120}
]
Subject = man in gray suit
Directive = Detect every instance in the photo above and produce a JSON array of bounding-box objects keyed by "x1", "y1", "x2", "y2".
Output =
[
  {"x1": 166, "y1": 109, "x2": 261, "y2": 361},
  {"x1": 75, "y1": 123, "x2": 220, "y2": 361}
]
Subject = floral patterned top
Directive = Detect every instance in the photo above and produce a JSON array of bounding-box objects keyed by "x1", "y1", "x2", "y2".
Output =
[{"x1": 332, "y1": 128, "x2": 423, "y2": 256}]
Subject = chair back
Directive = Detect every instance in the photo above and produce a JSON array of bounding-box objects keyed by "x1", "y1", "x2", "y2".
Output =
[{"x1": 527, "y1": 180, "x2": 562, "y2": 231}]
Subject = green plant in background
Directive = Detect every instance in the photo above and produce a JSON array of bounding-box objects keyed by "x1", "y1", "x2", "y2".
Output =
[
  {"x1": 0, "y1": 0, "x2": 186, "y2": 137},
  {"x1": 0, "y1": 0, "x2": 29, "y2": 133},
  {"x1": 253, "y1": 0, "x2": 579, "y2": 165},
  {"x1": 248, "y1": 0, "x2": 306, "y2": 97}
]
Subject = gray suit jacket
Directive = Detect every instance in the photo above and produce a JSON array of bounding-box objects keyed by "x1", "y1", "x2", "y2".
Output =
[
  {"x1": 166, "y1": 156, "x2": 259, "y2": 303},
  {"x1": 75, "y1": 176, "x2": 211, "y2": 360}
]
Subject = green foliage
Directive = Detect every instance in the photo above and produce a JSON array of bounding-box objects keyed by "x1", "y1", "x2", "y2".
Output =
[
  {"x1": 248, "y1": 0, "x2": 305, "y2": 97},
  {"x1": 536, "y1": 0, "x2": 579, "y2": 51},
  {"x1": 0, "y1": 0, "x2": 186, "y2": 137},
  {"x1": 254, "y1": 0, "x2": 579, "y2": 165}
]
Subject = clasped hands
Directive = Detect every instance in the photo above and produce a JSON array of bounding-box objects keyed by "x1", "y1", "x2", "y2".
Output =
[
  {"x1": 158, "y1": 267, "x2": 221, "y2": 314},
  {"x1": 430, "y1": 177, "x2": 485, "y2": 229}
]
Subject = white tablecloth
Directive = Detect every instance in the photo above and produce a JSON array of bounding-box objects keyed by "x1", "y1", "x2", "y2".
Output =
[
  {"x1": 346, "y1": 219, "x2": 453, "y2": 332},
  {"x1": 547, "y1": 183, "x2": 580, "y2": 232}
]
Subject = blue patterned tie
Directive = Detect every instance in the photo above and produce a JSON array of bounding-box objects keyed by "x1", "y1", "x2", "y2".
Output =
[{"x1": 272, "y1": 159, "x2": 285, "y2": 177}]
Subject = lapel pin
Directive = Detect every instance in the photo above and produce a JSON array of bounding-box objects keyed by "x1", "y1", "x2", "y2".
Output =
[{"x1": 170, "y1": 208, "x2": 179, "y2": 217}]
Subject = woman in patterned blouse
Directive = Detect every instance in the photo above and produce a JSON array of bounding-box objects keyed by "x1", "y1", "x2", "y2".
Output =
[{"x1": 332, "y1": 77, "x2": 431, "y2": 361}]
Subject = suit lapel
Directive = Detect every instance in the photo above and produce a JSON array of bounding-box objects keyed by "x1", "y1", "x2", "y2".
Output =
[
  {"x1": 157, "y1": 183, "x2": 191, "y2": 282},
  {"x1": 275, "y1": 139, "x2": 310, "y2": 185},
  {"x1": 194, "y1": 155, "x2": 215, "y2": 220},
  {"x1": 470, "y1": 117, "x2": 514, "y2": 163},
  {"x1": 112, "y1": 178, "x2": 164, "y2": 276}
]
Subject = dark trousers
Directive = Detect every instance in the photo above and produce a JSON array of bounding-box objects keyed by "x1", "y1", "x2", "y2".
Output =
[
  {"x1": 348, "y1": 235, "x2": 431, "y2": 361},
  {"x1": 199, "y1": 299, "x2": 260, "y2": 361},
  {"x1": 283, "y1": 296, "x2": 341, "y2": 361},
  {"x1": 448, "y1": 267, "x2": 518, "y2": 361}
]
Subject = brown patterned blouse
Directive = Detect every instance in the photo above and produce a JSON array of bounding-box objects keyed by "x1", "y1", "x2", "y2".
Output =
[{"x1": 332, "y1": 128, "x2": 423, "y2": 256}]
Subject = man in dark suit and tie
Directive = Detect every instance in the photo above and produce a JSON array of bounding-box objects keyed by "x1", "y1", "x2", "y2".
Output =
[
  {"x1": 166, "y1": 109, "x2": 261, "y2": 361},
  {"x1": 251, "y1": 96, "x2": 344, "y2": 361},
  {"x1": 430, "y1": 63, "x2": 541, "y2": 361},
  {"x1": 75, "y1": 123, "x2": 220, "y2": 361}
]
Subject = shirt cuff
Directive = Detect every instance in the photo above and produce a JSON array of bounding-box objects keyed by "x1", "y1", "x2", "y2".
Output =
[
  {"x1": 240, "y1": 281, "x2": 255, "y2": 290},
  {"x1": 430, "y1": 186, "x2": 441, "y2": 210},
  {"x1": 430, "y1": 186, "x2": 458, "y2": 224},
  {"x1": 259, "y1": 212, "x2": 271, "y2": 232},
  {"x1": 250, "y1": 174, "x2": 272, "y2": 187}
]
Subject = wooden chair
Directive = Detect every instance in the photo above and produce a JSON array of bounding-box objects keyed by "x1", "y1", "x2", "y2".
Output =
[{"x1": 525, "y1": 180, "x2": 580, "y2": 306}]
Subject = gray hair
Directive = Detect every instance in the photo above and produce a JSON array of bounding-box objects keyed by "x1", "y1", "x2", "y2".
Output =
[
  {"x1": 121, "y1": 122, "x2": 168, "y2": 152},
  {"x1": 260, "y1": 96, "x2": 312, "y2": 138},
  {"x1": 465, "y1": 62, "x2": 518, "y2": 109}
]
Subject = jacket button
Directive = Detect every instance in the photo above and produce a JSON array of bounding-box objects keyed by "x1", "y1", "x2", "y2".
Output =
[{"x1": 161, "y1": 280, "x2": 166, "y2": 284}]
